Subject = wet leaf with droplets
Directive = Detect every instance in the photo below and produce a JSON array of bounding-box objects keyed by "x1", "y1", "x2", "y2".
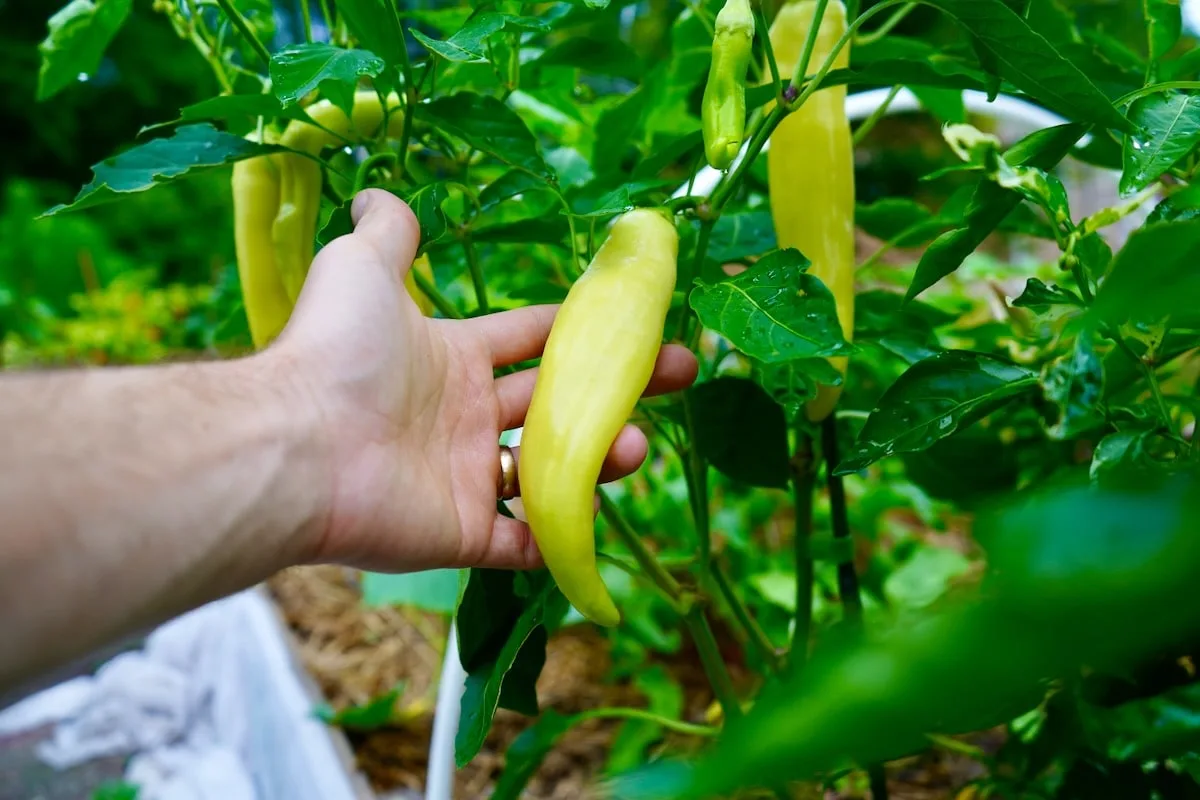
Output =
[
  {"x1": 1120, "y1": 91, "x2": 1200, "y2": 197},
  {"x1": 689, "y1": 248, "x2": 852, "y2": 364},
  {"x1": 834, "y1": 350, "x2": 1037, "y2": 475}
]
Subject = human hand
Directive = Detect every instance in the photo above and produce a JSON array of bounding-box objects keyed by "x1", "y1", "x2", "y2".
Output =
[{"x1": 271, "y1": 189, "x2": 698, "y2": 574}]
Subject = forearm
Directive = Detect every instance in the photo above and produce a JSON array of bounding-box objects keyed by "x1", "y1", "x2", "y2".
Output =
[{"x1": 0, "y1": 352, "x2": 330, "y2": 694}]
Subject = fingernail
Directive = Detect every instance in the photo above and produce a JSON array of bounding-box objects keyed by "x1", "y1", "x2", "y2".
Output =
[{"x1": 351, "y1": 191, "x2": 372, "y2": 224}]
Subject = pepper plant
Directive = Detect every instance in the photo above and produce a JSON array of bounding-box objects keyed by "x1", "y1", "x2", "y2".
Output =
[{"x1": 31, "y1": 0, "x2": 1200, "y2": 797}]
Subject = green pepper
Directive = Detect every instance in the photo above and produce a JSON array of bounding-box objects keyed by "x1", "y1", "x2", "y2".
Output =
[{"x1": 702, "y1": 0, "x2": 756, "y2": 170}]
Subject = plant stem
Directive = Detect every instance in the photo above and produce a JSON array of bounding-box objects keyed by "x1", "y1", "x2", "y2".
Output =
[
  {"x1": 675, "y1": 219, "x2": 713, "y2": 341},
  {"x1": 820, "y1": 416, "x2": 864, "y2": 624},
  {"x1": 317, "y1": 0, "x2": 333, "y2": 34},
  {"x1": 353, "y1": 151, "x2": 398, "y2": 194},
  {"x1": 683, "y1": 609, "x2": 743, "y2": 721},
  {"x1": 710, "y1": 561, "x2": 783, "y2": 674},
  {"x1": 790, "y1": 431, "x2": 816, "y2": 667},
  {"x1": 409, "y1": 268, "x2": 462, "y2": 319},
  {"x1": 598, "y1": 491, "x2": 685, "y2": 601},
  {"x1": 821, "y1": 415, "x2": 888, "y2": 799},
  {"x1": 214, "y1": 0, "x2": 272, "y2": 69},
  {"x1": 462, "y1": 239, "x2": 490, "y2": 314},
  {"x1": 1111, "y1": 329, "x2": 1174, "y2": 430},
  {"x1": 298, "y1": 0, "x2": 313, "y2": 42},
  {"x1": 855, "y1": 1, "x2": 916, "y2": 47},
  {"x1": 683, "y1": 394, "x2": 711, "y2": 565},
  {"x1": 852, "y1": 84, "x2": 902, "y2": 146},
  {"x1": 790, "y1": 0, "x2": 830, "y2": 90},
  {"x1": 755, "y1": 2, "x2": 782, "y2": 91},
  {"x1": 577, "y1": 707, "x2": 720, "y2": 737}
]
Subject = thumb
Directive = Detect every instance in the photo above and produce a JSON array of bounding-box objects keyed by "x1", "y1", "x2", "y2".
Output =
[{"x1": 346, "y1": 188, "x2": 422, "y2": 281}]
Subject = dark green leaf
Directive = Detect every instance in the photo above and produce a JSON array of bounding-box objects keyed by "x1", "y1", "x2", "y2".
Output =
[
  {"x1": 417, "y1": 92, "x2": 552, "y2": 179},
  {"x1": 37, "y1": 0, "x2": 132, "y2": 102},
  {"x1": 412, "y1": 11, "x2": 548, "y2": 63},
  {"x1": 855, "y1": 198, "x2": 944, "y2": 247},
  {"x1": 42, "y1": 124, "x2": 279, "y2": 217},
  {"x1": 1090, "y1": 428, "x2": 1168, "y2": 485},
  {"x1": 921, "y1": 0, "x2": 1132, "y2": 132},
  {"x1": 1093, "y1": 217, "x2": 1200, "y2": 324},
  {"x1": 176, "y1": 93, "x2": 298, "y2": 124},
  {"x1": 456, "y1": 576, "x2": 565, "y2": 766},
  {"x1": 334, "y1": 0, "x2": 406, "y2": 66},
  {"x1": 689, "y1": 249, "x2": 852, "y2": 364},
  {"x1": 754, "y1": 358, "x2": 843, "y2": 423},
  {"x1": 835, "y1": 351, "x2": 1038, "y2": 474},
  {"x1": 316, "y1": 199, "x2": 353, "y2": 247},
  {"x1": 1145, "y1": 0, "x2": 1183, "y2": 62},
  {"x1": 473, "y1": 218, "x2": 570, "y2": 245},
  {"x1": 498, "y1": 624, "x2": 547, "y2": 715},
  {"x1": 633, "y1": 131, "x2": 705, "y2": 180},
  {"x1": 537, "y1": 36, "x2": 645, "y2": 80},
  {"x1": 594, "y1": 88, "x2": 650, "y2": 176},
  {"x1": 907, "y1": 123, "x2": 1085, "y2": 299},
  {"x1": 900, "y1": 427, "x2": 1020, "y2": 508},
  {"x1": 1011, "y1": 277, "x2": 1082, "y2": 313},
  {"x1": 1120, "y1": 91, "x2": 1200, "y2": 196},
  {"x1": 91, "y1": 781, "x2": 139, "y2": 800},
  {"x1": 479, "y1": 169, "x2": 549, "y2": 212},
  {"x1": 269, "y1": 44, "x2": 384, "y2": 114},
  {"x1": 361, "y1": 569, "x2": 460, "y2": 613},
  {"x1": 819, "y1": 37, "x2": 993, "y2": 94},
  {"x1": 1146, "y1": 183, "x2": 1200, "y2": 223},
  {"x1": 315, "y1": 685, "x2": 402, "y2": 730},
  {"x1": 706, "y1": 211, "x2": 777, "y2": 263},
  {"x1": 491, "y1": 710, "x2": 576, "y2": 799},
  {"x1": 570, "y1": 181, "x2": 678, "y2": 218},
  {"x1": 909, "y1": 86, "x2": 967, "y2": 123},
  {"x1": 403, "y1": 182, "x2": 452, "y2": 248},
  {"x1": 689, "y1": 377, "x2": 790, "y2": 489},
  {"x1": 1040, "y1": 330, "x2": 1105, "y2": 440},
  {"x1": 1074, "y1": 231, "x2": 1113, "y2": 278}
]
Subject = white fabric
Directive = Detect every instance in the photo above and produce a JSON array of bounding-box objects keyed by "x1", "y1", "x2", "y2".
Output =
[{"x1": 0, "y1": 588, "x2": 361, "y2": 800}]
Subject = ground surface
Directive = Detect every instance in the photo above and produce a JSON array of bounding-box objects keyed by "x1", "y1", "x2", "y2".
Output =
[{"x1": 267, "y1": 565, "x2": 1003, "y2": 800}]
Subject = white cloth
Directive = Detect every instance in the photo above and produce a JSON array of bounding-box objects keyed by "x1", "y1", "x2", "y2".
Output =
[{"x1": 0, "y1": 589, "x2": 363, "y2": 800}]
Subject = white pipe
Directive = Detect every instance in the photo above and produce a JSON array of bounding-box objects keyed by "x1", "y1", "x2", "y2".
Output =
[{"x1": 423, "y1": 86, "x2": 1105, "y2": 800}]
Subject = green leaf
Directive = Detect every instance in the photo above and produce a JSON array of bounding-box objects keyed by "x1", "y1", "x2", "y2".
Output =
[
  {"x1": 472, "y1": 218, "x2": 570, "y2": 245},
  {"x1": 417, "y1": 92, "x2": 552, "y2": 179},
  {"x1": 91, "y1": 781, "x2": 139, "y2": 800},
  {"x1": 921, "y1": 0, "x2": 1132, "y2": 132},
  {"x1": 706, "y1": 212, "x2": 777, "y2": 263},
  {"x1": 607, "y1": 667, "x2": 685, "y2": 774},
  {"x1": 909, "y1": 85, "x2": 967, "y2": 123},
  {"x1": 456, "y1": 575, "x2": 566, "y2": 767},
  {"x1": 900, "y1": 427, "x2": 1020, "y2": 508},
  {"x1": 1040, "y1": 330, "x2": 1105, "y2": 440},
  {"x1": 633, "y1": 131, "x2": 705, "y2": 180},
  {"x1": 403, "y1": 182, "x2": 452, "y2": 249},
  {"x1": 315, "y1": 685, "x2": 403, "y2": 730},
  {"x1": 835, "y1": 351, "x2": 1038, "y2": 474},
  {"x1": 316, "y1": 199, "x2": 353, "y2": 248},
  {"x1": 269, "y1": 43, "x2": 384, "y2": 114},
  {"x1": 754, "y1": 358, "x2": 843, "y2": 423},
  {"x1": 491, "y1": 710, "x2": 577, "y2": 799},
  {"x1": 1144, "y1": 0, "x2": 1183, "y2": 62},
  {"x1": 820, "y1": 37, "x2": 993, "y2": 94},
  {"x1": 1120, "y1": 91, "x2": 1200, "y2": 196},
  {"x1": 689, "y1": 249, "x2": 852, "y2": 364},
  {"x1": 688, "y1": 377, "x2": 790, "y2": 489},
  {"x1": 593, "y1": 87, "x2": 651, "y2": 177},
  {"x1": 479, "y1": 169, "x2": 549, "y2": 212},
  {"x1": 41, "y1": 124, "x2": 278, "y2": 217},
  {"x1": 883, "y1": 546, "x2": 972, "y2": 610},
  {"x1": 36, "y1": 0, "x2": 132, "y2": 102},
  {"x1": 1090, "y1": 428, "x2": 1167, "y2": 485},
  {"x1": 907, "y1": 123, "x2": 1086, "y2": 299},
  {"x1": 1011, "y1": 277, "x2": 1083, "y2": 313},
  {"x1": 855, "y1": 198, "x2": 944, "y2": 247},
  {"x1": 536, "y1": 36, "x2": 645, "y2": 80},
  {"x1": 412, "y1": 11, "x2": 548, "y2": 63},
  {"x1": 334, "y1": 0, "x2": 406, "y2": 66},
  {"x1": 1147, "y1": 183, "x2": 1200, "y2": 223},
  {"x1": 361, "y1": 569, "x2": 460, "y2": 613},
  {"x1": 1093, "y1": 217, "x2": 1200, "y2": 324}
]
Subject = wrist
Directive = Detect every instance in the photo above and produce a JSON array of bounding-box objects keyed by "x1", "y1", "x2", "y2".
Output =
[{"x1": 231, "y1": 347, "x2": 336, "y2": 569}]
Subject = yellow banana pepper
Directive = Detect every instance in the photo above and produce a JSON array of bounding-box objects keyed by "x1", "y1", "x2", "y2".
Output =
[
  {"x1": 767, "y1": 0, "x2": 855, "y2": 423},
  {"x1": 520, "y1": 208, "x2": 680, "y2": 627}
]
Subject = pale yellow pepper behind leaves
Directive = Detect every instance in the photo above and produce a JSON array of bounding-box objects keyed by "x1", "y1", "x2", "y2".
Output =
[
  {"x1": 520, "y1": 208, "x2": 680, "y2": 627},
  {"x1": 766, "y1": 0, "x2": 855, "y2": 422}
]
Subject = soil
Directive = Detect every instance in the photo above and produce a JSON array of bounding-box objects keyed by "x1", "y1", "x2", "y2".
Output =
[{"x1": 266, "y1": 566, "x2": 1005, "y2": 800}]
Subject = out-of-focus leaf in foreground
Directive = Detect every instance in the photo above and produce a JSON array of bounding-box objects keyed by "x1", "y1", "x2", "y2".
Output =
[{"x1": 641, "y1": 469, "x2": 1200, "y2": 798}]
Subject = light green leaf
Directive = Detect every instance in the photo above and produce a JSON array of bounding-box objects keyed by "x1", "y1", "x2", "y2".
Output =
[{"x1": 37, "y1": 0, "x2": 132, "y2": 102}]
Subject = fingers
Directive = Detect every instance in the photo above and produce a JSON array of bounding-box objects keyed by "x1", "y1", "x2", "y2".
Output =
[
  {"x1": 475, "y1": 516, "x2": 545, "y2": 571},
  {"x1": 494, "y1": 344, "x2": 700, "y2": 430},
  {"x1": 504, "y1": 425, "x2": 649, "y2": 498},
  {"x1": 462, "y1": 303, "x2": 560, "y2": 368},
  {"x1": 347, "y1": 188, "x2": 421, "y2": 280}
]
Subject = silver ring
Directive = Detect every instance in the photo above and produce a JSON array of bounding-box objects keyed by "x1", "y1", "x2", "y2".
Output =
[{"x1": 498, "y1": 445, "x2": 518, "y2": 500}]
